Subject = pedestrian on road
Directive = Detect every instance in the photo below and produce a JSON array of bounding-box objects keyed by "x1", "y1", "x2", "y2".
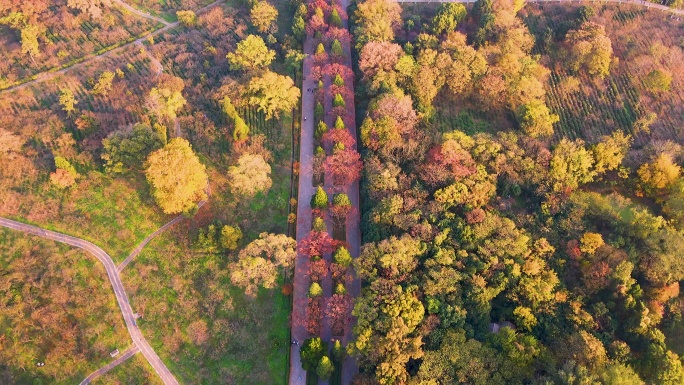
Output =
[
  {"x1": 292, "y1": 340, "x2": 299, "y2": 346},
  {"x1": 304, "y1": 117, "x2": 307, "y2": 121}
]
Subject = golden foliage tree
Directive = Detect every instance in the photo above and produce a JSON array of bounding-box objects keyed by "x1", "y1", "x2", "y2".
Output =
[
  {"x1": 250, "y1": 1, "x2": 278, "y2": 34},
  {"x1": 228, "y1": 153, "x2": 272, "y2": 196},
  {"x1": 144, "y1": 138, "x2": 208, "y2": 214},
  {"x1": 246, "y1": 70, "x2": 300, "y2": 120}
]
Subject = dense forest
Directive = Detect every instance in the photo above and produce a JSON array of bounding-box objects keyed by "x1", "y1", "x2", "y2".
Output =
[{"x1": 348, "y1": 0, "x2": 684, "y2": 384}]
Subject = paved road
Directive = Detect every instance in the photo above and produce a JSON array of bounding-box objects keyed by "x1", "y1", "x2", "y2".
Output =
[
  {"x1": 0, "y1": 217, "x2": 180, "y2": 385},
  {"x1": 290, "y1": 35, "x2": 316, "y2": 385},
  {"x1": 0, "y1": 0, "x2": 224, "y2": 95},
  {"x1": 112, "y1": 0, "x2": 170, "y2": 25},
  {"x1": 397, "y1": 0, "x2": 684, "y2": 15},
  {"x1": 79, "y1": 345, "x2": 141, "y2": 385}
]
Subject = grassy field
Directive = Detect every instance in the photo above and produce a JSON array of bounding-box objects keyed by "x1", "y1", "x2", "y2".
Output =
[
  {"x1": 0, "y1": 228, "x2": 130, "y2": 384},
  {"x1": 91, "y1": 353, "x2": 163, "y2": 385}
]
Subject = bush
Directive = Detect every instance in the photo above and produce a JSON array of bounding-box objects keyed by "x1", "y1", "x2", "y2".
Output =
[
  {"x1": 329, "y1": 8, "x2": 343, "y2": 28},
  {"x1": 315, "y1": 121, "x2": 328, "y2": 141},
  {"x1": 333, "y1": 247, "x2": 352, "y2": 267},
  {"x1": 333, "y1": 74, "x2": 345, "y2": 87},
  {"x1": 313, "y1": 217, "x2": 327, "y2": 231},
  {"x1": 333, "y1": 193, "x2": 351, "y2": 207},
  {"x1": 315, "y1": 102, "x2": 324, "y2": 120},
  {"x1": 311, "y1": 186, "x2": 329, "y2": 209},
  {"x1": 316, "y1": 43, "x2": 325, "y2": 55},
  {"x1": 334, "y1": 116, "x2": 345, "y2": 129},
  {"x1": 333, "y1": 94, "x2": 345, "y2": 108},
  {"x1": 334, "y1": 283, "x2": 346, "y2": 295},
  {"x1": 309, "y1": 282, "x2": 323, "y2": 297},
  {"x1": 331, "y1": 39, "x2": 343, "y2": 58},
  {"x1": 316, "y1": 356, "x2": 335, "y2": 379}
]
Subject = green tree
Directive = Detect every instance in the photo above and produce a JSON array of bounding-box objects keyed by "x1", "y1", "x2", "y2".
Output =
[
  {"x1": 592, "y1": 131, "x2": 631, "y2": 175},
  {"x1": 516, "y1": 99, "x2": 559, "y2": 138},
  {"x1": 334, "y1": 246, "x2": 352, "y2": 267},
  {"x1": 301, "y1": 337, "x2": 327, "y2": 371},
  {"x1": 220, "y1": 225, "x2": 242, "y2": 250},
  {"x1": 316, "y1": 356, "x2": 335, "y2": 379},
  {"x1": 227, "y1": 35, "x2": 275, "y2": 72},
  {"x1": 247, "y1": 70, "x2": 301, "y2": 119},
  {"x1": 147, "y1": 87, "x2": 186, "y2": 121},
  {"x1": 333, "y1": 93, "x2": 346, "y2": 108},
  {"x1": 432, "y1": 3, "x2": 466, "y2": 35},
  {"x1": 566, "y1": 22, "x2": 613, "y2": 78},
  {"x1": 311, "y1": 186, "x2": 328, "y2": 209},
  {"x1": 644, "y1": 69, "x2": 672, "y2": 92},
  {"x1": 549, "y1": 138, "x2": 596, "y2": 193},
  {"x1": 353, "y1": 0, "x2": 402, "y2": 48},
  {"x1": 230, "y1": 233, "x2": 297, "y2": 295},
  {"x1": 59, "y1": 88, "x2": 77, "y2": 115},
  {"x1": 597, "y1": 363, "x2": 643, "y2": 385},
  {"x1": 92, "y1": 71, "x2": 115, "y2": 96},
  {"x1": 250, "y1": 1, "x2": 278, "y2": 34},
  {"x1": 176, "y1": 10, "x2": 197, "y2": 27},
  {"x1": 102, "y1": 123, "x2": 164, "y2": 174},
  {"x1": 144, "y1": 138, "x2": 208, "y2": 214},
  {"x1": 330, "y1": 8, "x2": 343, "y2": 27},
  {"x1": 315, "y1": 121, "x2": 328, "y2": 141},
  {"x1": 331, "y1": 39, "x2": 344, "y2": 58}
]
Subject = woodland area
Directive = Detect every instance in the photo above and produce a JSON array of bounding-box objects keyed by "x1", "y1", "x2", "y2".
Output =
[
  {"x1": 2, "y1": 0, "x2": 684, "y2": 383},
  {"x1": 348, "y1": 0, "x2": 684, "y2": 384}
]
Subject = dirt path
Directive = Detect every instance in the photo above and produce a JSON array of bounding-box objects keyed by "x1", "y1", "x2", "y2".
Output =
[
  {"x1": 112, "y1": 0, "x2": 171, "y2": 25},
  {"x1": 118, "y1": 197, "x2": 207, "y2": 271},
  {"x1": 0, "y1": 217, "x2": 180, "y2": 385},
  {"x1": 0, "y1": 0, "x2": 224, "y2": 95},
  {"x1": 79, "y1": 345, "x2": 140, "y2": 385}
]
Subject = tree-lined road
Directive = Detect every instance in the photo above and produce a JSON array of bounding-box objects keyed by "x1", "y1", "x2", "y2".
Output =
[{"x1": 0, "y1": 217, "x2": 179, "y2": 385}]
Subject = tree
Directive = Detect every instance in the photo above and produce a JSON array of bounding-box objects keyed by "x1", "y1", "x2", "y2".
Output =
[
  {"x1": 50, "y1": 156, "x2": 79, "y2": 189},
  {"x1": 67, "y1": 0, "x2": 108, "y2": 19},
  {"x1": 580, "y1": 232, "x2": 604, "y2": 254},
  {"x1": 331, "y1": 39, "x2": 344, "y2": 59},
  {"x1": 597, "y1": 363, "x2": 644, "y2": 385},
  {"x1": 593, "y1": 131, "x2": 631, "y2": 175},
  {"x1": 309, "y1": 282, "x2": 323, "y2": 297},
  {"x1": 353, "y1": 0, "x2": 402, "y2": 48},
  {"x1": 644, "y1": 69, "x2": 672, "y2": 92},
  {"x1": 549, "y1": 138, "x2": 596, "y2": 193},
  {"x1": 92, "y1": 71, "x2": 115, "y2": 96},
  {"x1": 325, "y1": 148, "x2": 363, "y2": 187},
  {"x1": 333, "y1": 93, "x2": 346, "y2": 108},
  {"x1": 227, "y1": 35, "x2": 275, "y2": 72},
  {"x1": 566, "y1": 22, "x2": 613, "y2": 78},
  {"x1": 230, "y1": 233, "x2": 297, "y2": 296},
  {"x1": 317, "y1": 356, "x2": 335, "y2": 379},
  {"x1": 228, "y1": 154, "x2": 272, "y2": 197},
  {"x1": 301, "y1": 337, "x2": 327, "y2": 371},
  {"x1": 329, "y1": 8, "x2": 343, "y2": 28},
  {"x1": 144, "y1": 138, "x2": 208, "y2": 214},
  {"x1": 220, "y1": 225, "x2": 242, "y2": 250},
  {"x1": 311, "y1": 186, "x2": 328, "y2": 209},
  {"x1": 516, "y1": 99, "x2": 559, "y2": 138},
  {"x1": 250, "y1": 1, "x2": 278, "y2": 34},
  {"x1": 147, "y1": 87, "x2": 186, "y2": 121},
  {"x1": 355, "y1": 235, "x2": 425, "y2": 282},
  {"x1": 637, "y1": 153, "x2": 681, "y2": 194},
  {"x1": 334, "y1": 246, "x2": 353, "y2": 267},
  {"x1": 176, "y1": 10, "x2": 197, "y2": 27},
  {"x1": 431, "y1": 3, "x2": 466, "y2": 35},
  {"x1": 59, "y1": 88, "x2": 77, "y2": 115},
  {"x1": 358, "y1": 41, "x2": 403, "y2": 82},
  {"x1": 331, "y1": 192, "x2": 353, "y2": 225},
  {"x1": 102, "y1": 123, "x2": 164, "y2": 174},
  {"x1": 247, "y1": 71, "x2": 301, "y2": 120},
  {"x1": 21, "y1": 24, "x2": 42, "y2": 62}
]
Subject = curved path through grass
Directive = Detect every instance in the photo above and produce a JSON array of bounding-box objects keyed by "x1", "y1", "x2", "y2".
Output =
[
  {"x1": 0, "y1": 217, "x2": 180, "y2": 385},
  {"x1": 79, "y1": 346, "x2": 141, "y2": 385}
]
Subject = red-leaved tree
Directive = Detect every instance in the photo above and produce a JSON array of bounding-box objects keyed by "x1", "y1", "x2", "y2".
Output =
[
  {"x1": 307, "y1": 297, "x2": 322, "y2": 335},
  {"x1": 325, "y1": 148, "x2": 363, "y2": 187},
  {"x1": 324, "y1": 27, "x2": 351, "y2": 45},
  {"x1": 326, "y1": 294, "x2": 353, "y2": 336},
  {"x1": 299, "y1": 230, "x2": 336, "y2": 257},
  {"x1": 309, "y1": 258, "x2": 330, "y2": 281},
  {"x1": 322, "y1": 63, "x2": 353, "y2": 85},
  {"x1": 322, "y1": 128, "x2": 355, "y2": 149}
]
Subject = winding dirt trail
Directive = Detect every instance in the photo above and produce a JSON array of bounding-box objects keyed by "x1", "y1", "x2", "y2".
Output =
[
  {"x1": 0, "y1": 217, "x2": 179, "y2": 385},
  {"x1": 79, "y1": 345, "x2": 141, "y2": 385}
]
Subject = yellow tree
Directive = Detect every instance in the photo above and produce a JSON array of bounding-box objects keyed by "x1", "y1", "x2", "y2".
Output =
[
  {"x1": 228, "y1": 153, "x2": 272, "y2": 196},
  {"x1": 227, "y1": 35, "x2": 275, "y2": 72},
  {"x1": 638, "y1": 153, "x2": 681, "y2": 194},
  {"x1": 250, "y1": 1, "x2": 278, "y2": 34},
  {"x1": 566, "y1": 22, "x2": 613, "y2": 79},
  {"x1": 144, "y1": 138, "x2": 208, "y2": 214},
  {"x1": 247, "y1": 70, "x2": 300, "y2": 120},
  {"x1": 353, "y1": 0, "x2": 402, "y2": 48},
  {"x1": 59, "y1": 88, "x2": 77, "y2": 115}
]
